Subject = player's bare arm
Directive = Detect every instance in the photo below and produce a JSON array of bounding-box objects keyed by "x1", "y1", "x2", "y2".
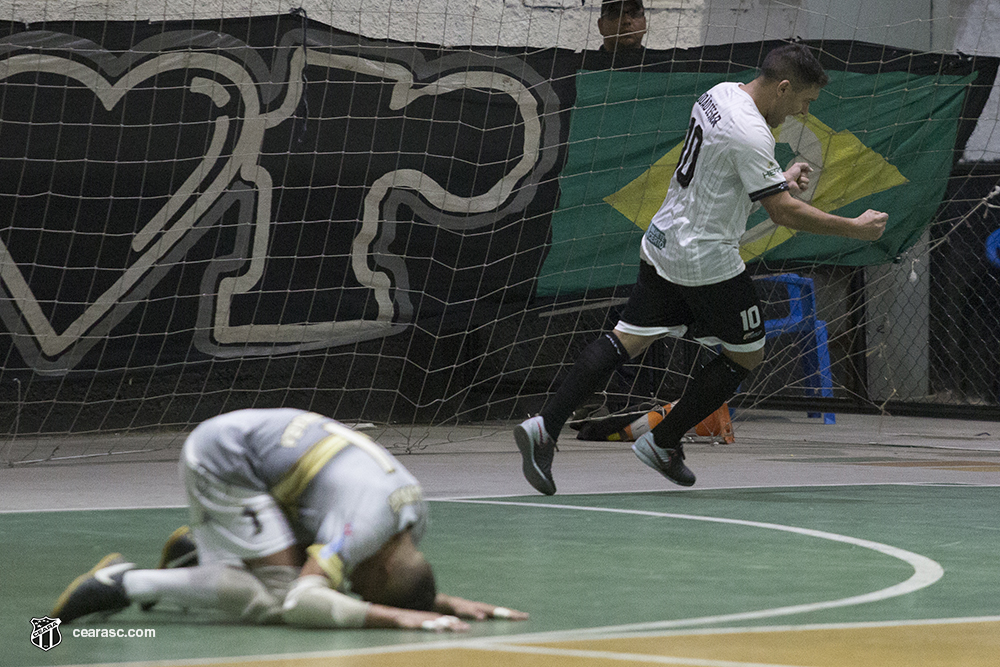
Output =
[
  {"x1": 285, "y1": 553, "x2": 524, "y2": 630},
  {"x1": 761, "y1": 188, "x2": 887, "y2": 240},
  {"x1": 280, "y1": 559, "x2": 462, "y2": 631},
  {"x1": 362, "y1": 601, "x2": 470, "y2": 632}
]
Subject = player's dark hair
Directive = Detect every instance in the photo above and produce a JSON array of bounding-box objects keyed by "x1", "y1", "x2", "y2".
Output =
[
  {"x1": 761, "y1": 44, "x2": 829, "y2": 89},
  {"x1": 382, "y1": 559, "x2": 437, "y2": 611}
]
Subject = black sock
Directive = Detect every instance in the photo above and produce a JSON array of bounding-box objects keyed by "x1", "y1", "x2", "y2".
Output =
[
  {"x1": 540, "y1": 333, "x2": 631, "y2": 440},
  {"x1": 652, "y1": 354, "x2": 749, "y2": 449}
]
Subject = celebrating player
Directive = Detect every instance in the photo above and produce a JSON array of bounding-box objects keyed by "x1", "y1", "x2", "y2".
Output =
[
  {"x1": 516, "y1": 43, "x2": 887, "y2": 495},
  {"x1": 53, "y1": 408, "x2": 527, "y2": 631}
]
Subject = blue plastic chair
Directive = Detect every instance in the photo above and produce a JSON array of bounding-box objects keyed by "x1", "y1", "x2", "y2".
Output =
[
  {"x1": 755, "y1": 273, "x2": 835, "y2": 424},
  {"x1": 986, "y1": 228, "x2": 1000, "y2": 269},
  {"x1": 985, "y1": 230, "x2": 1000, "y2": 403}
]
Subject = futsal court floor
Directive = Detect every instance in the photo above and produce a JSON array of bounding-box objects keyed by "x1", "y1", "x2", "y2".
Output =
[{"x1": 3, "y1": 409, "x2": 999, "y2": 667}]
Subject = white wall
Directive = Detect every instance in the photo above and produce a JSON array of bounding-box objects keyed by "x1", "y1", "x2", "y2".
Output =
[
  {"x1": 954, "y1": 0, "x2": 1000, "y2": 162},
  {"x1": 2, "y1": 0, "x2": 703, "y2": 50},
  {"x1": 0, "y1": 0, "x2": 972, "y2": 50},
  {"x1": 0, "y1": 0, "x2": 978, "y2": 51},
  {"x1": 11, "y1": 0, "x2": 993, "y2": 158}
]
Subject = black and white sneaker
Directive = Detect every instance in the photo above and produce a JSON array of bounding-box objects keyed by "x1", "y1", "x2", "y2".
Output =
[
  {"x1": 156, "y1": 525, "x2": 198, "y2": 569},
  {"x1": 632, "y1": 432, "x2": 696, "y2": 487},
  {"x1": 514, "y1": 416, "x2": 558, "y2": 495},
  {"x1": 52, "y1": 553, "x2": 134, "y2": 624}
]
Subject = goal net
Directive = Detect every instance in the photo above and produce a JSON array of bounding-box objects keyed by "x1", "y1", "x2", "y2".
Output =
[{"x1": 1, "y1": 0, "x2": 998, "y2": 464}]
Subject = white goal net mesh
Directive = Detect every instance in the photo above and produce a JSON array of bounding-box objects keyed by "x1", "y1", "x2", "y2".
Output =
[{"x1": 1, "y1": 0, "x2": 998, "y2": 464}]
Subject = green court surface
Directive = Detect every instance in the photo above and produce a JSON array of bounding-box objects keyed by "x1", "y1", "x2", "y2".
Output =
[{"x1": 5, "y1": 485, "x2": 1000, "y2": 667}]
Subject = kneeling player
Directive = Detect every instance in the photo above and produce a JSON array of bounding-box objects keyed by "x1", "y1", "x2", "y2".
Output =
[{"x1": 53, "y1": 408, "x2": 527, "y2": 631}]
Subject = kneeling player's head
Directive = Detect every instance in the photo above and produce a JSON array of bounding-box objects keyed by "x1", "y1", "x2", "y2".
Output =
[{"x1": 350, "y1": 528, "x2": 437, "y2": 611}]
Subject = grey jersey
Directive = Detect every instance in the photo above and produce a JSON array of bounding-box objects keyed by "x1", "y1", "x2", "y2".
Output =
[{"x1": 184, "y1": 408, "x2": 427, "y2": 583}]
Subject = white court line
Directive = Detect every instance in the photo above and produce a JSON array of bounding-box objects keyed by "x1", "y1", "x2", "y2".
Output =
[
  {"x1": 16, "y1": 494, "x2": 949, "y2": 667},
  {"x1": 428, "y1": 480, "x2": 1000, "y2": 501},
  {"x1": 456, "y1": 642, "x2": 813, "y2": 667},
  {"x1": 2, "y1": 481, "x2": 998, "y2": 514},
  {"x1": 442, "y1": 498, "x2": 944, "y2": 643},
  {"x1": 0, "y1": 504, "x2": 188, "y2": 514},
  {"x1": 458, "y1": 615, "x2": 1000, "y2": 667},
  {"x1": 47, "y1": 646, "x2": 811, "y2": 667},
  {"x1": 559, "y1": 614, "x2": 1000, "y2": 642},
  {"x1": 53, "y1": 615, "x2": 1000, "y2": 667}
]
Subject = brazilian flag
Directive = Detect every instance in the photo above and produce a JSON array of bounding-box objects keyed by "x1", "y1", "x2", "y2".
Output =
[{"x1": 537, "y1": 41, "x2": 998, "y2": 297}]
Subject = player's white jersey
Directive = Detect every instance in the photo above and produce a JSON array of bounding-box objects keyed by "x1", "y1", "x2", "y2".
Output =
[{"x1": 640, "y1": 81, "x2": 788, "y2": 286}]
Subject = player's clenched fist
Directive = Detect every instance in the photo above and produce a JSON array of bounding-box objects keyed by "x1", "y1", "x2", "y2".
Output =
[{"x1": 852, "y1": 209, "x2": 888, "y2": 240}]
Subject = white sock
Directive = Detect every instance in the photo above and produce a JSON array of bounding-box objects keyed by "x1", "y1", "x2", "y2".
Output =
[
  {"x1": 123, "y1": 565, "x2": 286, "y2": 624},
  {"x1": 123, "y1": 567, "x2": 219, "y2": 607}
]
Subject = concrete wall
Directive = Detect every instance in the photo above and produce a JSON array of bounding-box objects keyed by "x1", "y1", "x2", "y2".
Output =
[
  {"x1": 0, "y1": 1, "x2": 984, "y2": 61},
  {"x1": 7, "y1": 0, "x2": 989, "y2": 157},
  {"x1": 954, "y1": 0, "x2": 1000, "y2": 163},
  {"x1": 6, "y1": 0, "x2": 988, "y2": 156},
  {"x1": 0, "y1": 0, "x2": 953, "y2": 51}
]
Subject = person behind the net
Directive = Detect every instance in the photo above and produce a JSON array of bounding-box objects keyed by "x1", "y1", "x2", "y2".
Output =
[
  {"x1": 515, "y1": 43, "x2": 888, "y2": 495},
  {"x1": 598, "y1": 0, "x2": 646, "y2": 54},
  {"x1": 53, "y1": 408, "x2": 528, "y2": 631}
]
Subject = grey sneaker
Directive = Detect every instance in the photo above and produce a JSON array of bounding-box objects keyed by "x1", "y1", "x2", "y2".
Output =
[
  {"x1": 52, "y1": 553, "x2": 134, "y2": 624},
  {"x1": 514, "y1": 416, "x2": 557, "y2": 495},
  {"x1": 632, "y1": 432, "x2": 696, "y2": 487}
]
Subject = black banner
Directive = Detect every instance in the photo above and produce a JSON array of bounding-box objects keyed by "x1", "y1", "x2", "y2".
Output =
[{"x1": 0, "y1": 15, "x2": 575, "y2": 375}]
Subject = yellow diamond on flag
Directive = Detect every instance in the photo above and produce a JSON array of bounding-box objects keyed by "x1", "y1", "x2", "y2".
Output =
[
  {"x1": 603, "y1": 142, "x2": 682, "y2": 233},
  {"x1": 602, "y1": 113, "x2": 908, "y2": 261}
]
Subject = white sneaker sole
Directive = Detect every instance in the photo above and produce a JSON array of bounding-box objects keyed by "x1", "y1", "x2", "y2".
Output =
[{"x1": 514, "y1": 422, "x2": 556, "y2": 495}]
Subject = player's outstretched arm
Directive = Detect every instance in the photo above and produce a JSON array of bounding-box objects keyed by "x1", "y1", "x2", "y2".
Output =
[
  {"x1": 433, "y1": 593, "x2": 530, "y2": 621},
  {"x1": 363, "y1": 601, "x2": 470, "y2": 632},
  {"x1": 761, "y1": 189, "x2": 887, "y2": 240},
  {"x1": 282, "y1": 574, "x2": 471, "y2": 631}
]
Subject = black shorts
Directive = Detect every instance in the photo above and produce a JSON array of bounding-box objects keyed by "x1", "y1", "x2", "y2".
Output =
[{"x1": 616, "y1": 261, "x2": 766, "y2": 352}]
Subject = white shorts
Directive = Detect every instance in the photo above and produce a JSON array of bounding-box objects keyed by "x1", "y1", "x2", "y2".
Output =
[{"x1": 181, "y1": 449, "x2": 296, "y2": 566}]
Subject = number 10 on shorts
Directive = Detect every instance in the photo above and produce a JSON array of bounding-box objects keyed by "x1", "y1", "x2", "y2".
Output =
[{"x1": 740, "y1": 305, "x2": 761, "y2": 331}]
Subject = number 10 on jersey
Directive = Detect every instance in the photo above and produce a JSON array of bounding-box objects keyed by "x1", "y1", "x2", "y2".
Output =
[{"x1": 740, "y1": 305, "x2": 761, "y2": 331}]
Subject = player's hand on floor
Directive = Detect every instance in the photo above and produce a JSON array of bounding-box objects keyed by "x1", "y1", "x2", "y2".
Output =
[
  {"x1": 437, "y1": 594, "x2": 529, "y2": 621},
  {"x1": 393, "y1": 609, "x2": 470, "y2": 632}
]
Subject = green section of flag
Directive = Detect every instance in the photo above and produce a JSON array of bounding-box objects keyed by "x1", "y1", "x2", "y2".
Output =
[
  {"x1": 538, "y1": 69, "x2": 741, "y2": 297},
  {"x1": 537, "y1": 67, "x2": 974, "y2": 297}
]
